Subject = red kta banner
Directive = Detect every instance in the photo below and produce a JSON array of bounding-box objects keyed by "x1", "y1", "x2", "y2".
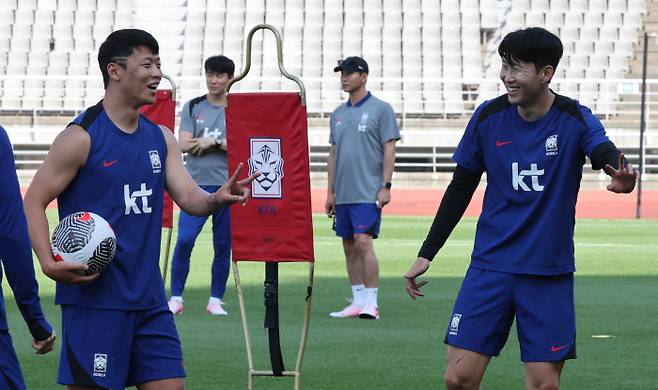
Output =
[
  {"x1": 141, "y1": 89, "x2": 175, "y2": 229},
  {"x1": 227, "y1": 93, "x2": 314, "y2": 262}
]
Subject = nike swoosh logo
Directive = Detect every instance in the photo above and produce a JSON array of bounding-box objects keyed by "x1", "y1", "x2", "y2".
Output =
[
  {"x1": 103, "y1": 159, "x2": 119, "y2": 167},
  {"x1": 550, "y1": 344, "x2": 568, "y2": 352},
  {"x1": 357, "y1": 225, "x2": 368, "y2": 229},
  {"x1": 496, "y1": 140, "x2": 512, "y2": 147}
]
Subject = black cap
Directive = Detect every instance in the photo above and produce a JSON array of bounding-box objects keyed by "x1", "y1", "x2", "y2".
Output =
[{"x1": 333, "y1": 56, "x2": 369, "y2": 73}]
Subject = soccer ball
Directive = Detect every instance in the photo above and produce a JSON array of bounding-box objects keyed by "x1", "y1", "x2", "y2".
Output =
[{"x1": 51, "y1": 212, "x2": 117, "y2": 275}]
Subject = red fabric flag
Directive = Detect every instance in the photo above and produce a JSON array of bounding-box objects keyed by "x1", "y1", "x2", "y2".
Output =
[
  {"x1": 227, "y1": 93, "x2": 314, "y2": 262},
  {"x1": 141, "y1": 89, "x2": 175, "y2": 229}
]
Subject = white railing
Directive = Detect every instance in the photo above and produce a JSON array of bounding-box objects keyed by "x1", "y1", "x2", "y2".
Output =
[{"x1": 2, "y1": 75, "x2": 658, "y2": 126}]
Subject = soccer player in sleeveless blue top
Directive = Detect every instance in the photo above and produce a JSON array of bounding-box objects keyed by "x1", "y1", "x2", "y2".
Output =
[
  {"x1": 24, "y1": 30, "x2": 258, "y2": 390},
  {"x1": 404, "y1": 28, "x2": 637, "y2": 389},
  {"x1": 0, "y1": 125, "x2": 56, "y2": 389}
]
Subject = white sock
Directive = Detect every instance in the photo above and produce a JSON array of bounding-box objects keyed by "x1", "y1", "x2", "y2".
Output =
[
  {"x1": 364, "y1": 287, "x2": 378, "y2": 307},
  {"x1": 351, "y1": 284, "x2": 365, "y2": 307},
  {"x1": 170, "y1": 296, "x2": 183, "y2": 303},
  {"x1": 208, "y1": 297, "x2": 222, "y2": 305}
]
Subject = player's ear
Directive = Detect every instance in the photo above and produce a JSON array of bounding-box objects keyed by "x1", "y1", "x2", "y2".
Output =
[
  {"x1": 540, "y1": 65, "x2": 554, "y2": 84},
  {"x1": 107, "y1": 63, "x2": 122, "y2": 83}
]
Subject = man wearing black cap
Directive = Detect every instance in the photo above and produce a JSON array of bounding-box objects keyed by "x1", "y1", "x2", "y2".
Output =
[{"x1": 325, "y1": 56, "x2": 400, "y2": 320}]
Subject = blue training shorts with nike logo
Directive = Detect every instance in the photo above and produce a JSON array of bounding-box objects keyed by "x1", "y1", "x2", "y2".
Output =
[
  {"x1": 333, "y1": 203, "x2": 382, "y2": 239},
  {"x1": 445, "y1": 266, "x2": 576, "y2": 362}
]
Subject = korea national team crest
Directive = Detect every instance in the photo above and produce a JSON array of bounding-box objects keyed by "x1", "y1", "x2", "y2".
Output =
[
  {"x1": 545, "y1": 134, "x2": 558, "y2": 156},
  {"x1": 93, "y1": 353, "x2": 107, "y2": 377},
  {"x1": 248, "y1": 138, "x2": 284, "y2": 198},
  {"x1": 449, "y1": 313, "x2": 462, "y2": 336},
  {"x1": 358, "y1": 112, "x2": 369, "y2": 132},
  {"x1": 148, "y1": 150, "x2": 161, "y2": 173}
]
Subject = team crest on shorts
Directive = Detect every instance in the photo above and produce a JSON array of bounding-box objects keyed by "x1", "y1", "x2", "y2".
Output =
[
  {"x1": 545, "y1": 134, "x2": 558, "y2": 156},
  {"x1": 248, "y1": 138, "x2": 284, "y2": 198},
  {"x1": 93, "y1": 353, "x2": 107, "y2": 377},
  {"x1": 449, "y1": 313, "x2": 462, "y2": 336},
  {"x1": 148, "y1": 150, "x2": 162, "y2": 173}
]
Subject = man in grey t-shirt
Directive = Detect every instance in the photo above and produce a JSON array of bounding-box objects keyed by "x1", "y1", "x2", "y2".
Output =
[
  {"x1": 168, "y1": 55, "x2": 235, "y2": 316},
  {"x1": 326, "y1": 57, "x2": 400, "y2": 320}
]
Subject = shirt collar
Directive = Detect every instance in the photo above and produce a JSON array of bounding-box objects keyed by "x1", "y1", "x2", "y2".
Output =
[{"x1": 346, "y1": 91, "x2": 372, "y2": 107}]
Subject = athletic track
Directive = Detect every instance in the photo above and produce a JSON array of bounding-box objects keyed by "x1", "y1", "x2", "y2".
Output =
[
  {"x1": 310, "y1": 188, "x2": 658, "y2": 219},
  {"x1": 24, "y1": 188, "x2": 658, "y2": 219}
]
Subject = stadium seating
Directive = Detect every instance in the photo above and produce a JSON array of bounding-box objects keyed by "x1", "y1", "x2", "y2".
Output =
[{"x1": 0, "y1": 0, "x2": 648, "y2": 115}]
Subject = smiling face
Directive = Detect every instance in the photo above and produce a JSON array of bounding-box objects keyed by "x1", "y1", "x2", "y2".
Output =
[
  {"x1": 109, "y1": 45, "x2": 162, "y2": 107},
  {"x1": 500, "y1": 58, "x2": 554, "y2": 109},
  {"x1": 205, "y1": 71, "x2": 230, "y2": 98}
]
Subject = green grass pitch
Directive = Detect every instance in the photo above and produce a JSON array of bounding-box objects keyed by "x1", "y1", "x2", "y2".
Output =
[{"x1": 3, "y1": 212, "x2": 658, "y2": 389}]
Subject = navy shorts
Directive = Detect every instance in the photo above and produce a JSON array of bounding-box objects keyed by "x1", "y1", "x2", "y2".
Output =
[
  {"x1": 0, "y1": 330, "x2": 26, "y2": 390},
  {"x1": 445, "y1": 267, "x2": 576, "y2": 362},
  {"x1": 333, "y1": 203, "x2": 382, "y2": 239},
  {"x1": 58, "y1": 304, "x2": 185, "y2": 388}
]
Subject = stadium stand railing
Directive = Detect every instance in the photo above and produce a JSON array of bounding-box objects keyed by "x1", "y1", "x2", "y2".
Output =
[
  {"x1": 3, "y1": 75, "x2": 658, "y2": 122},
  {"x1": 12, "y1": 142, "x2": 658, "y2": 176}
]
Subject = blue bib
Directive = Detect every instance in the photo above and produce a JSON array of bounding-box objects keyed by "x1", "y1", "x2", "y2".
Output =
[
  {"x1": 56, "y1": 102, "x2": 168, "y2": 309},
  {"x1": 454, "y1": 94, "x2": 609, "y2": 275}
]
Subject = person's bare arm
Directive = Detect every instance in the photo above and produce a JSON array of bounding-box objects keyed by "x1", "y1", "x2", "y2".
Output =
[
  {"x1": 161, "y1": 126, "x2": 258, "y2": 216},
  {"x1": 325, "y1": 144, "x2": 336, "y2": 215},
  {"x1": 179, "y1": 130, "x2": 195, "y2": 153},
  {"x1": 377, "y1": 140, "x2": 396, "y2": 207},
  {"x1": 24, "y1": 125, "x2": 99, "y2": 283},
  {"x1": 180, "y1": 129, "x2": 223, "y2": 156}
]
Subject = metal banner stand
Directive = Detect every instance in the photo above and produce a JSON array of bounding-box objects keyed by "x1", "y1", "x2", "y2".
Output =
[
  {"x1": 226, "y1": 24, "x2": 314, "y2": 390},
  {"x1": 141, "y1": 73, "x2": 177, "y2": 283},
  {"x1": 160, "y1": 74, "x2": 177, "y2": 284}
]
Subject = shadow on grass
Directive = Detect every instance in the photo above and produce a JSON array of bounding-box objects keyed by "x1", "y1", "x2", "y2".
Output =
[{"x1": 4, "y1": 275, "x2": 658, "y2": 389}]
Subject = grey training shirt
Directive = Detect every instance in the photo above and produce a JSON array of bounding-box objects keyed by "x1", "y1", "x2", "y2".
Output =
[
  {"x1": 180, "y1": 96, "x2": 228, "y2": 185},
  {"x1": 329, "y1": 92, "x2": 401, "y2": 204}
]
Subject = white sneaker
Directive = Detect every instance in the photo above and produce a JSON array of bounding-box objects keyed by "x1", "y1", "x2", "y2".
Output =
[
  {"x1": 168, "y1": 298, "x2": 184, "y2": 315},
  {"x1": 329, "y1": 303, "x2": 362, "y2": 318},
  {"x1": 358, "y1": 304, "x2": 379, "y2": 320},
  {"x1": 206, "y1": 300, "x2": 228, "y2": 316}
]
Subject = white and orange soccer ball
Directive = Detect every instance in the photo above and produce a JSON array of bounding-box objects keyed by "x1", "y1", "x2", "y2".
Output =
[{"x1": 51, "y1": 212, "x2": 117, "y2": 275}]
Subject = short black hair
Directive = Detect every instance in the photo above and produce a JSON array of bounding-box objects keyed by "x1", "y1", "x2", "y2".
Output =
[
  {"x1": 97, "y1": 29, "x2": 159, "y2": 88},
  {"x1": 204, "y1": 55, "x2": 235, "y2": 77},
  {"x1": 498, "y1": 27, "x2": 563, "y2": 72}
]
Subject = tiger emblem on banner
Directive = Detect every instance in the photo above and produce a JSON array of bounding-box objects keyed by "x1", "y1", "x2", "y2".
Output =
[{"x1": 248, "y1": 138, "x2": 284, "y2": 198}]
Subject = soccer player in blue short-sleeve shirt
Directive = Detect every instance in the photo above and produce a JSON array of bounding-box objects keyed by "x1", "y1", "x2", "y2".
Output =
[
  {"x1": 404, "y1": 28, "x2": 637, "y2": 389},
  {"x1": 24, "y1": 29, "x2": 257, "y2": 390},
  {"x1": 0, "y1": 125, "x2": 56, "y2": 390},
  {"x1": 326, "y1": 56, "x2": 401, "y2": 320}
]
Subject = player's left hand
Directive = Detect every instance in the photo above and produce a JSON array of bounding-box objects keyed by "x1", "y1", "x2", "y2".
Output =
[
  {"x1": 404, "y1": 257, "x2": 430, "y2": 300},
  {"x1": 604, "y1": 153, "x2": 637, "y2": 194},
  {"x1": 32, "y1": 330, "x2": 56, "y2": 355},
  {"x1": 212, "y1": 163, "x2": 260, "y2": 206},
  {"x1": 377, "y1": 188, "x2": 391, "y2": 208}
]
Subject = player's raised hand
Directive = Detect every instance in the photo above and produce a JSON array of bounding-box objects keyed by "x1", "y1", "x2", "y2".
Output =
[
  {"x1": 32, "y1": 331, "x2": 56, "y2": 354},
  {"x1": 41, "y1": 260, "x2": 100, "y2": 284},
  {"x1": 213, "y1": 162, "x2": 260, "y2": 206},
  {"x1": 604, "y1": 153, "x2": 637, "y2": 194},
  {"x1": 404, "y1": 257, "x2": 431, "y2": 300}
]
